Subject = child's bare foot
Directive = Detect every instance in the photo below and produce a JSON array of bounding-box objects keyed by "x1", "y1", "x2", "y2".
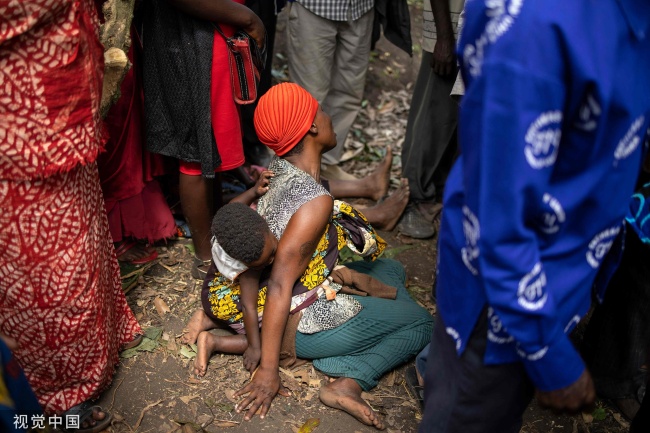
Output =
[
  {"x1": 366, "y1": 148, "x2": 394, "y2": 201},
  {"x1": 319, "y1": 378, "x2": 385, "y2": 430},
  {"x1": 193, "y1": 331, "x2": 247, "y2": 377},
  {"x1": 182, "y1": 310, "x2": 217, "y2": 345},
  {"x1": 362, "y1": 178, "x2": 409, "y2": 230},
  {"x1": 194, "y1": 331, "x2": 221, "y2": 377}
]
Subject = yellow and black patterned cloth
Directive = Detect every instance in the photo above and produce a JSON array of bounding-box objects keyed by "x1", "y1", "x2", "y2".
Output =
[{"x1": 201, "y1": 200, "x2": 385, "y2": 327}]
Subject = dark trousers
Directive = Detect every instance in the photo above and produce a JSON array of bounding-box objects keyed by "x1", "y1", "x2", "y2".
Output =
[
  {"x1": 631, "y1": 381, "x2": 650, "y2": 432},
  {"x1": 401, "y1": 51, "x2": 459, "y2": 203},
  {"x1": 582, "y1": 228, "x2": 650, "y2": 400},
  {"x1": 419, "y1": 312, "x2": 534, "y2": 433}
]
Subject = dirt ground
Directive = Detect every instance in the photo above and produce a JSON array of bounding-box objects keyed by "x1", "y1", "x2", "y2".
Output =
[{"x1": 93, "y1": 3, "x2": 632, "y2": 433}]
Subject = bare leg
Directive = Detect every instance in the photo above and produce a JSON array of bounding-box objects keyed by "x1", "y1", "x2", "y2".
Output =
[
  {"x1": 179, "y1": 173, "x2": 213, "y2": 261},
  {"x1": 182, "y1": 310, "x2": 219, "y2": 345},
  {"x1": 194, "y1": 331, "x2": 248, "y2": 377},
  {"x1": 358, "y1": 179, "x2": 409, "y2": 230},
  {"x1": 328, "y1": 148, "x2": 393, "y2": 201},
  {"x1": 319, "y1": 377, "x2": 385, "y2": 430}
]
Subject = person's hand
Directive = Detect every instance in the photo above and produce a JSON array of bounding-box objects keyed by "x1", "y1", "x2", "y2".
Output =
[
  {"x1": 243, "y1": 13, "x2": 266, "y2": 51},
  {"x1": 536, "y1": 370, "x2": 596, "y2": 414},
  {"x1": 243, "y1": 346, "x2": 261, "y2": 374},
  {"x1": 254, "y1": 170, "x2": 274, "y2": 198},
  {"x1": 431, "y1": 36, "x2": 456, "y2": 76},
  {"x1": 234, "y1": 366, "x2": 290, "y2": 421}
]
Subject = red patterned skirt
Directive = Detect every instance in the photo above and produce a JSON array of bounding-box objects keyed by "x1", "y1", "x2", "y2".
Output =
[{"x1": 0, "y1": 162, "x2": 142, "y2": 414}]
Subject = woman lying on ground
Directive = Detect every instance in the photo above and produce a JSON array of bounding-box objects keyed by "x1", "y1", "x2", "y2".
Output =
[{"x1": 224, "y1": 83, "x2": 433, "y2": 429}]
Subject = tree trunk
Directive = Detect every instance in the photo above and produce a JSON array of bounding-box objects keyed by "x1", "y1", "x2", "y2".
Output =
[{"x1": 99, "y1": 0, "x2": 137, "y2": 118}]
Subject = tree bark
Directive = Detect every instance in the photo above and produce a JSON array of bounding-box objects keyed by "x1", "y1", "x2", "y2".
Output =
[{"x1": 99, "y1": 0, "x2": 137, "y2": 118}]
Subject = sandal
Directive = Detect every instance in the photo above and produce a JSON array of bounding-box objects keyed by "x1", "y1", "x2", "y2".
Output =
[
  {"x1": 191, "y1": 255, "x2": 211, "y2": 280},
  {"x1": 121, "y1": 333, "x2": 143, "y2": 351},
  {"x1": 114, "y1": 240, "x2": 158, "y2": 265},
  {"x1": 405, "y1": 365, "x2": 424, "y2": 411},
  {"x1": 175, "y1": 218, "x2": 192, "y2": 238},
  {"x1": 62, "y1": 401, "x2": 112, "y2": 433}
]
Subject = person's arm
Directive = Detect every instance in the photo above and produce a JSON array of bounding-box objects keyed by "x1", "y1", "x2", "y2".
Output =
[
  {"x1": 459, "y1": 6, "x2": 594, "y2": 413},
  {"x1": 240, "y1": 268, "x2": 262, "y2": 373},
  {"x1": 231, "y1": 170, "x2": 274, "y2": 206},
  {"x1": 234, "y1": 195, "x2": 333, "y2": 420},
  {"x1": 169, "y1": 0, "x2": 266, "y2": 48},
  {"x1": 430, "y1": 0, "x2": 456, "y2": 76}
]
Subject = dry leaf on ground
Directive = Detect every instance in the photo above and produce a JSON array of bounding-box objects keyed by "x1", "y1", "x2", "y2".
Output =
[{"x1": 154, "y1": 297, "x2": 171, "y2": 315}]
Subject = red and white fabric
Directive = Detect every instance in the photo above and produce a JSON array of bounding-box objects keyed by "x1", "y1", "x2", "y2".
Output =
[{"x1": 0, "y1": 0, "x2": 142, "y2": 414}]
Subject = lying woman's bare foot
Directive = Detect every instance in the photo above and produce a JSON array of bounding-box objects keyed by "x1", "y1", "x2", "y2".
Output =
[
  {"x1": 319, "y1": 378, "x2": 385, "y2": 430},
  {"x1": 361, "y1": 178, "x2": 409, "y2": 231},
  {"x1": 365, "y1": 148, "x2": 393, "y2": 201},
  {"x1": 182, "y1": 310, "x2": 217, "y2": 345},
  {"x1": 194, "y1": 331, "x2": 221, "y2": 377}
]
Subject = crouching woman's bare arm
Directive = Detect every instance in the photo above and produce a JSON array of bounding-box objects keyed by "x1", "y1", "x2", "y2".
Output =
[{"x1": 234, "y1": 195, "x2": 333, "y2": 420}]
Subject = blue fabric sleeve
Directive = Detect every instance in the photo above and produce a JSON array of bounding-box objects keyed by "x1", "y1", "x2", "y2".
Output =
[{"x1": 461, "y1": 58, "x2": 585, "y2": 391}]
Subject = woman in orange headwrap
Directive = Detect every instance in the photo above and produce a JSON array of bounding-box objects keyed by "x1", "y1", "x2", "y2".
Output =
[{"x1": 228, "y1": 83, "x2": 433, "y2": 429}]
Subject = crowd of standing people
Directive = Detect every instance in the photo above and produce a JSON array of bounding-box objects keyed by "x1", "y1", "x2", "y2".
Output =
[{"x1": 1, "y1": 0, "x2": 650, "y2": 432}]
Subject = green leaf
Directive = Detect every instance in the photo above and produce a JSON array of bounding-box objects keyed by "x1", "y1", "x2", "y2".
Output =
[
  {"x1": 592, "y1": 407, "x2": 607, "y2": 421},
  {"x1": 144, "y1": 326, "x2": 163, "y2": 341},
  {"x1": 298, "y1": 418, "x2": 320, "y2": 433},
  {"x1": 120, "y1": 347, "x2": 140, "y2": 359},
  {"x1": 381, "y1": 245, "x2": 416, "y2": 259},
  {"x1": 120, "y1": 335, "x2": 159, "y2": 358},
  {"x1": 139, "y1": 338, "x2": 158, "y2": 352},
  {"x1": 215, "y1": 402, "x2": 235, "y2": 412},
  {"x1": 185, "y1": 243, "x2": 195, "y2": 254},
  {"x1": 179, "y1": 346, "x2": 197, "y2": 359}
]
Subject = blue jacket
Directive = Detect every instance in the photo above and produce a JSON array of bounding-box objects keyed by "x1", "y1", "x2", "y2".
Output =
[{"x1": 437, "y1": 0, "x2": 650, "y2": 391}]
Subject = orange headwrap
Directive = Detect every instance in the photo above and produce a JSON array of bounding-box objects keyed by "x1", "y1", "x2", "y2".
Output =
[{"x1": 254, "y1": 83, "x2": 320, "y2": 156}]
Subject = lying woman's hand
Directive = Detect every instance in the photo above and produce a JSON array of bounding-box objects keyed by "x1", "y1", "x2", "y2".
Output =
[{"x1": 234, "y1": 366, "x2": 290, "y2": 420}]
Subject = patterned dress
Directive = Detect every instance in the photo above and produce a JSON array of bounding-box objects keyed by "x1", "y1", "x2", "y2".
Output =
[
  {"x1": 0, "y1": 0, "x2": 142, "y2": 414},
  {"x1": 202, "y1": 157, "x2": 385, "y2": 330}
]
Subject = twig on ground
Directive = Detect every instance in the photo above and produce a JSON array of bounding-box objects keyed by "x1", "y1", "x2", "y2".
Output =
[
  {"x1": 109, "y1": 377, "x2": 124, "y2": 411},
  {"x1": 133, "y1": 399, "x2": 164, "y2": 430},
  {"x1": 158, "y1": 262, "x2": 178, "y2": 273}
]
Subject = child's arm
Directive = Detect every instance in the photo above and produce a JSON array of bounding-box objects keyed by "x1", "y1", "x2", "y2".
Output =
[
  {"x1": 239, "y1": 268, "x2": 262, "y2": 374},
  {"x1": 230, "y1": 170, "x2": 274, "y2": 206}
]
